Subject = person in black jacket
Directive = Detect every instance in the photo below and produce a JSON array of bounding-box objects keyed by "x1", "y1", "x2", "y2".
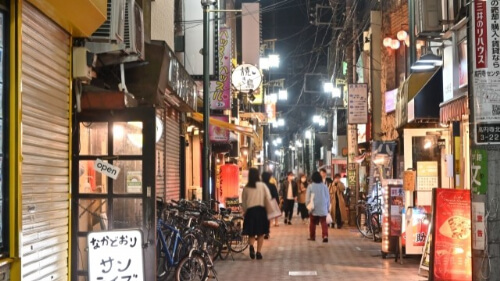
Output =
[
  {"x1": 279, "y1": 171, "x2": 298, "y2": 225},
  {"x1": 262, "y1": 172, "x2": 279, "y2": 237}
]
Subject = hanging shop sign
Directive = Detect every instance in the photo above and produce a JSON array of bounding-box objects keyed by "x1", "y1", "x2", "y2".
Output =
[
  {"x1": 94, "y1": 159, "x2": 120, "y2": 180},
  {"x1": 347, "y1": 83, "x2": 368, "y2": 124},
  {"x1": 209, "y1": 115, "x2": 230, "y2": 142},
  {"x1": 430, "y1": 188, "x2": 472, "y2": 281},
  {"x1": 88, "y1": 229, "x2": 144, "y2": 281},
  {"x1": 231, "y1": 64, "x2": 262, "y2": 93},
  {"x1": 210, "y1": 27, "x2": 232, "y2": 110},
  {"x1": 473, "y1": 0, "x2": 500, "y2": 144},
  {"x1": 369, "y1": 141, "x2": 396, "y2": 190}
]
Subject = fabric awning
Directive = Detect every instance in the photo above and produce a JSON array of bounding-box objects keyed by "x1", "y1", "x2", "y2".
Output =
[
  {"x1": 189, "y1": 112, "x2": 258, "y2": 139},
  {"x1": 440, "y1": 95, "x2": 468, "y2": 123},
  {"x1": 396, "y1": 67, "x2": 443, "y2": 128}
]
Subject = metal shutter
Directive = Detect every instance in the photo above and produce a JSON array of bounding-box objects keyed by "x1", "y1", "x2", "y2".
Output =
[
  {"x1": 165, "y1": 107, "x2": 180, "y2": 201},
  {"x1": 21, "y1": 3, "x2": 71, "y2": 281},
  {"x1": 156, "y1": 109, "x2": 166, "y2": 200}
]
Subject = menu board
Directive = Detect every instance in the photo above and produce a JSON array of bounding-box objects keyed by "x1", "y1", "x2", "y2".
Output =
[
  {"x1": 431, "y1": 188, "x2": 472, "y2": 281},
  {"x1": 389, "y1": 185, "x2": 404, "y2": 236},
  {"x1": 417, "y1": 161, "x2": 438, "y2": 191}
]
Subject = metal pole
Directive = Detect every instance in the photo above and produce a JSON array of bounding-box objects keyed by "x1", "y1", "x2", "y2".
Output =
[{"x1": 202, "y1": 4, "x2": 211, "y2": 201}]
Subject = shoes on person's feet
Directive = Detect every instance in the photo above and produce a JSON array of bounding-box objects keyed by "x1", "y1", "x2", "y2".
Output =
[
  {"x1": 264, "y1": 234, "x2": 269, "y2": 239},
  {"x1": 287, "y1": 221, "x2": 292, "y2": 225},
  {"x1": 307, "y1": 238, "x2": 315, "y2": 241},
  {"x1": 284, "y1": 219, "x2": 288, "y2": 224},
  {"x1": 256, "y1": 252, "x2": 263, "y2": 260},
  {"x1": 249, "y1": 245, "x2": 255, "y2": 259},
  {"x1": 322, "y1": 237, "x2": 328, "y2": 243}
]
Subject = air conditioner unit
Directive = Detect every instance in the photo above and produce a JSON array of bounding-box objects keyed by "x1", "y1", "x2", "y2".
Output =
[
  {"x1": 122, "y1": 0, "x2": 145, "y2": 61},
  {"x1": 88, "y1": 0, "x2": 126, "y2": 48},
  {"x1": 415, "y1": 0, "x2": 443, "y2": 37}
]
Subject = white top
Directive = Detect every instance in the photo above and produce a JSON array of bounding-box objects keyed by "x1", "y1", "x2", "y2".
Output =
[
  {"x1": 241, "y1": 182, "x2": 272, "y2": 212},
  {"x1": 287, "y1": 181, "x2": 294, "y2": 199}
]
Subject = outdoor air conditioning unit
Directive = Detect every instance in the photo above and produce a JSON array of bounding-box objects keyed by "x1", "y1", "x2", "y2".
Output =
[
  {"x1": 415, "y1": 0, "x2": 443, "y2": 37},
  {"x1": 122, "y1": 0, "x2": 145, "y2": 61},
  {"x1": 87, "y1": 0, "x2": 126, "y2": 53}
]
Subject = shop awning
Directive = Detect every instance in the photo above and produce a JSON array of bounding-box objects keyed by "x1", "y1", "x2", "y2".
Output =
[
  {"x1": 396, "y1": 67, "x2": 443, "y2": 128},
  {"x1": 189, "y1": 113, "x2": 258, "y2": 139},
  {"x1": 440, "y1": 94, "x2": 468, "y2": 123}
]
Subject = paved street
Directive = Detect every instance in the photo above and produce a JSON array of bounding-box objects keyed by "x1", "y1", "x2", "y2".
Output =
[{"x1": 213, "y1": 219, "x2": 426, "y2": 281}]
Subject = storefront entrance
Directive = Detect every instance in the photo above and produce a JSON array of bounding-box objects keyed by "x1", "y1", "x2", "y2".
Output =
[{"x1": 71, "y1": 107, "x2": 157, "y2": 281}]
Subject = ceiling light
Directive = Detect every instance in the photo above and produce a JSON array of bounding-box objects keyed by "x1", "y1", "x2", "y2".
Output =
[
  {"x1": 390, "y1": 39, "x2": 400, "y2": 50},
  {"x1": 383, "y1": 37, "x2": 393, "y2": 47},
  {"x1": 410, "y1": 61, "x2": 435, "y2": 71}
]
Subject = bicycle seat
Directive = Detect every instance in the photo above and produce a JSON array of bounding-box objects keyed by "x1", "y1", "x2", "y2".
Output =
[{"x1": 202, "y1": 220, "x2": 220, "y2": 229}]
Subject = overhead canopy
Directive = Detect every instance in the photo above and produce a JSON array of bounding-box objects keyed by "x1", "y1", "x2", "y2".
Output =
[
  {"x1": 189, "y1": 113, "x2": 258, "y2": 139},
  {"x1": 396, "y1": 67, "x2": 443, "y2": 128}
]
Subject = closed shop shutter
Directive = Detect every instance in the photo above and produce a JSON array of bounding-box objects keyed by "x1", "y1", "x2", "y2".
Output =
[
  {"x1": 156, "y1": 109, "x2": 166, "y2": 200},
  {"x1": 165, "y1": 107, "x2": 180, "y2": 201},
  {"x1": 21, "y1": 2, "x2": 71, "y2": 280}
]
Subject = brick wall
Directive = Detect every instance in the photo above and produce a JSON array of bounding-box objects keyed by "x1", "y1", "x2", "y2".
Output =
[{"x1": 380, "y1": 2, "x2": 408, "y2": 141}]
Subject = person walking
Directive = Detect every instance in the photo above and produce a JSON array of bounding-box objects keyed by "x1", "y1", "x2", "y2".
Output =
[
  {"x1": 306, "y1": 171, "x2": 331, "y2": 243},
  {"x1": 297, "y1": 173, "x2": 309, "y2": 223},
  {"x1": 329, "y1": 173, "x2": 348, "y2": 229},
  {"x1": 280, "y1": 171, "x2": 298, "y2": 225},
  {"x1": 262, "y1": 171, "x2": 280, "y2": 237},
  {"x1": 241, "y1": 168, "x2": 272, "y2": 260}
]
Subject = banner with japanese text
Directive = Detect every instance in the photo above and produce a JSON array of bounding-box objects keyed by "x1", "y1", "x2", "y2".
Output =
[
  {"x1": 473, "y1": 0, "x2": 500, "y2": 144},
  {"x1": 210, "y1": 27, "x2": 232, "y2": 110},
  {"x1": 347, "y1": 83, "x2": 368, "y2": 124}
]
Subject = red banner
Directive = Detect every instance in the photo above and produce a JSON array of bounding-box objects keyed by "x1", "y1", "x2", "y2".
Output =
[
  {"x1": 432, "y1": 189, "x2": 472, "y2": 281},
  {"x1": 474, "y1": 0, "x2": 487, "y2": 69}
]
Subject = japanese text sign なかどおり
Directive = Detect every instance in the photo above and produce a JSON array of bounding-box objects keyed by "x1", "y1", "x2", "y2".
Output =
[{"x1": 88, "y1": 229, "x2": 144, "y2": 281}]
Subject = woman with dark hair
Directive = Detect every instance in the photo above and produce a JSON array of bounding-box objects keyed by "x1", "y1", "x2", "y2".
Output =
[
  {"x1": 330, "y1": 173, "x2": 348, "y2": 229},
  {"x1": 306, "y1": 171, "x2": 331, "y2": 243},
  {"x1": 241, "y1": 168, "x2": 272, "y2": 260},
  {"x1": 262, "y1": 172, "x2": 280, "y2": 232},
  {"x1": 296, "y1": 173, "x2": 309, "y2": 223}
]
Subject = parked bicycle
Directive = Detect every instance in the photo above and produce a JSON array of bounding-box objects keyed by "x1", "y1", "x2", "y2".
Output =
[{"x1": 355, "y1": 194, "x2": 382, "y2": 242}]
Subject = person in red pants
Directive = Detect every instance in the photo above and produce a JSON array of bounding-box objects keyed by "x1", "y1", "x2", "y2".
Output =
[{"x1": 306, "y1": 171, "x2": 331, "y2": 243}]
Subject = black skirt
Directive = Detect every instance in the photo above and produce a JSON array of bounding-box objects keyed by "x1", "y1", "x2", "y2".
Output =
[{"x1": 242, "y1": 206, "x2": 270, "y2": 236}]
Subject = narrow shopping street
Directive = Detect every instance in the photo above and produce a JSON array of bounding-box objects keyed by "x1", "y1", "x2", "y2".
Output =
[{"x1": 214, "y1": 220, "x2": 424, "y2": 281}]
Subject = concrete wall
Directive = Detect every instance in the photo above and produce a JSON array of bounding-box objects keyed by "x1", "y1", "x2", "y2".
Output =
[{"x1": 151, "y1": 0, "x2": 175, "y2": 49}]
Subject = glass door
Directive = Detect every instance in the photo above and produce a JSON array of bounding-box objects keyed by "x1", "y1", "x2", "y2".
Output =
[{"x1": 72, "y1": 107, "x2": 156, "y2": 281}]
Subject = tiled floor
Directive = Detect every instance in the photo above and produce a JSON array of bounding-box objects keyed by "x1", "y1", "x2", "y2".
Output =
[{"x1": 213, "y1": 219, "x2": 427, "y2": 281}]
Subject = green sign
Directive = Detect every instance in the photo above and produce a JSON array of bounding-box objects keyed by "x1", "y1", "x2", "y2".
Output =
[
  {"x1": 471, "y1": 149, "x2": 488, "y2": 194},
  {"x1": 347, "y1": 169, "x2": 357, "y2": 187},
  {"x1": 342, "y1": 61, "x2": 348, "y2": 75}
]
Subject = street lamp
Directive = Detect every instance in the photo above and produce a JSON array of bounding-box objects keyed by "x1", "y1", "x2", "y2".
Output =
[{"x1": 278, "y1": 89, "x2": 288, "y2": 100}]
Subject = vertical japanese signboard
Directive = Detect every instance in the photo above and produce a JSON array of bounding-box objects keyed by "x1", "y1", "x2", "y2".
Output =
[
  {"x1": 210, "y1": 27, "x2": 232, "y2": 110},
  {"x1": 209, "y1": 115, "x2": 230, "y2": 142},
  {"x1": 471, "y1": 148, "x2": 488, "y2": 194},
  {"x1": 88, "y1": 229, "x2": 144, "y2": 281},
  {"x1": 431, "y1": 188, "x2": 472, "y2": 281},
  {"x1": 473, "y1": 0, "x2": 500, "y2": 144},
  {"x1": 347, "y1": 84, "x2": 368, "y2": 124}
]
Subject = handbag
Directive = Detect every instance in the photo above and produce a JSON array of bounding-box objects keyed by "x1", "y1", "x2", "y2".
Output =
[
  {"x1": 265, "y1": 198, "x2": 282, "y2": 220},
  {"x1": 326, "y1": 213, "x2": 333, "y2": 224},
  {"x1": 306, "y1": 193, "x2": 315, "y2": 212}
]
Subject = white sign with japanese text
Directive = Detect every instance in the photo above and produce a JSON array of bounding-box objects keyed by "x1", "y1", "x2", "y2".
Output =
[
  {"x1": 88, "y1": 229, "x2": 144, "y2": 281},
  {"x1": 348, "y1": 84, "x2": 368, "y2": 124},
  {"x1": 473, "y1": 0, "x2": 500, "y2": 144}
]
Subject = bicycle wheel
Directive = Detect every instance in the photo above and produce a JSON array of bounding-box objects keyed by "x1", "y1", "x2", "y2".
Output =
[
  {"x1": 229, "y1": 216, "x2": 249, "y2": 253},
  {"x1": 216, "y1": 228, "x2": 230, "y2": 261},
  {"x1": 175, "y1": 253, "x2": 208, "y2": 281},
  {"x1": 356, "y1": 211, "x2": 372, "y2": 238},
  {"x1": 370, "y1": 212, "x2": 382, "y2": 242},
  {"x1": 157, "y1": 237, "x2": 172, "y2": 281},
  {"x1": 204, "y1": 228, "x2": 222, "y2": 261}
]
